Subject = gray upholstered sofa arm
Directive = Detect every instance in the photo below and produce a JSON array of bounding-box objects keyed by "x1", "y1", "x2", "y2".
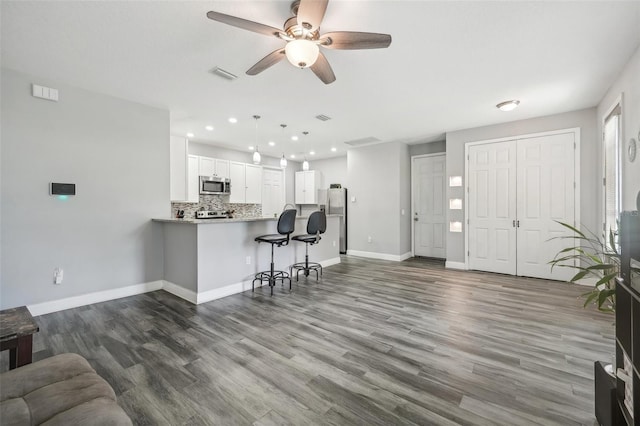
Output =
[{"x1": 0, "y1": 353, "x2": 131, "y2": 425}]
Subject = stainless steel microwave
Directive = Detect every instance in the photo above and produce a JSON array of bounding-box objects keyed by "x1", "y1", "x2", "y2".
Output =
[{"x1": 199, "y1": 176, "x2": 230, "y2": 195}]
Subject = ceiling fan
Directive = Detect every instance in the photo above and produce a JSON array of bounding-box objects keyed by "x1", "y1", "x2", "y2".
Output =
[{"x1": 206, "y1": 0, "x2": 392, "y2": 84}]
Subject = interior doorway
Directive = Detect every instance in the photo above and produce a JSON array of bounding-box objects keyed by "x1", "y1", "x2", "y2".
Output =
[
  {"x1": 261, "y1": 167, "x2": 285, "y2": 218},
  {"x1": 412, "y1": 153, "x2": 446, "y2": 258}
]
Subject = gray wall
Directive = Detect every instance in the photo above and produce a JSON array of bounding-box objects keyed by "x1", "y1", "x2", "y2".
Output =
[
  {"x1": 347, "y1": 142, "x2": 411, "y2": 256},
  {"x1": 445, "y1": 107, "x2": 598, "y2": 263},
  {"x1": 188, "y1": 142, "x2": 298, "y2": 206},
  {"x1": 308, "y1": 156, "x2": 348, "y2": 188},
  {"x1": 597, "y1": 45, "x2": 640, "y2": 212},
  {"x1": 1, "y1": 68, "x2": 170, "y2": 309},
  {"x1": 409, "y1": 140, "x2": 446, "y2": 157}
]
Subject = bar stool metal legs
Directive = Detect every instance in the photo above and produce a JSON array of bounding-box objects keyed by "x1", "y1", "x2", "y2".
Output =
[
  {"x1": 290, "y1": 242, "x2": 322, "y2": 281},
  {"x1": 253, "y1": 244, "x2": 291, "y2": 295}
]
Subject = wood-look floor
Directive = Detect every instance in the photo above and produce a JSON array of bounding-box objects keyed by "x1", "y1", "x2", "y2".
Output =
[{"x1": 4, "y1": 256, "x2": 614, "y2": 425}]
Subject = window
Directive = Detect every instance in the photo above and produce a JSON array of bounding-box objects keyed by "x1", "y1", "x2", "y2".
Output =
[{"x1": 604, "y1": 103, "x2": 621, "y2": 239}]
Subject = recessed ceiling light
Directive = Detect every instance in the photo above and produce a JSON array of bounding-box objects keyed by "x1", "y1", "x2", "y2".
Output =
[
  {"x1": 291, "y1": 135, "x2": 298, "y2": 141},
  {"x1": 331, "y1": 147, "x2": 337, "y2": 152},
  {"x1": 496, "y1": 100, "x2": 520, "y2": 111},
  {"x1": 186, "y1": 132, "x2": 195, "y2": 138},
  {"x1": 268, "y1": 141, "x2": 275, "y2": 146},
  {"x1": 290, "y1": 154, "x2": 296, "y2": 159},
  {"x1": 229, "y1": 117, "x2": 238, "y2": 123},
  {"x1": 205, "y1": 125, "x2": 214, "y2": 131},
  {"x1": 248, "y1": 146, "x2": 254, "y2": 150},
  {"x1": 309, "y1": 151, "x2": 315, "y2": 155}
]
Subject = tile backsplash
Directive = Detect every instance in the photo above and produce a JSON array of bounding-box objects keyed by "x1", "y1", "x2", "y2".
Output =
[{"x1": 172, "y1": 195, "x2": 262, "y2": 219}]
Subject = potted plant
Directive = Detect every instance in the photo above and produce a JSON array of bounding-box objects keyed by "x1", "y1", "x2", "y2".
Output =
[{"x1": 549, "y1": 221, "x2": 619, "y2": 312}]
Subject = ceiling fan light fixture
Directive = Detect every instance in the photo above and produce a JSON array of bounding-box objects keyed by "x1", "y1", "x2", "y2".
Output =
[
  {"x1": 285, "y1": 39, "x2": 319, "y2": 68},
  {"x1": 496, "y1": 100, "x2": 520, "y2": 111}
]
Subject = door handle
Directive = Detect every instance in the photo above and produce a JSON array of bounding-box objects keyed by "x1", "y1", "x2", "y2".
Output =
[
  {"x1": 517, "y1": 220, "x2": 520, "y2": 227},
  {"x1": 513, "y1": 220, "x2": 515, "y2": 227},
  {"x1": 414, "y1": 217, "x2": 418, "y2": 222}
]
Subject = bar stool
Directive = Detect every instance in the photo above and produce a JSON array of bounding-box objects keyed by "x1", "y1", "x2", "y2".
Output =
[
  {"x1": 253, "y1": 209, "x2": 297, "y2": 295},
  {"x1": 290, "y1": 211, "x2": 326, "y2": 281}
]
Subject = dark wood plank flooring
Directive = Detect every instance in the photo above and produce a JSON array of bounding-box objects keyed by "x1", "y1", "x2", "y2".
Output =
[{"x1": 3, "y1": 256, "x2": 614, "y2": 425}]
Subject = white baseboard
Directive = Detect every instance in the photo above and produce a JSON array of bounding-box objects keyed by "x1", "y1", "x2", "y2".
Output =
[
  {"x1": 320, "y1": 257, "x2": 342, "y2": 267},
  {"x1": 25, "y1": 257, "x2": 345, "y2": 316},
  {"x1": 162, "y1": 281, "x2": 198, "y2": 304},
  {"x1": 197, "y1": 281, "x2": 248, "y2": 304},
  {"x1": 445, "y1": 261, "x2": 467, "y2": 270},
  {"x1": 27, "y1": 280, "x2": 164, "y2": 316},
  {"x1": 346, "y1": 250, "x2": 412, "y2": 262}
]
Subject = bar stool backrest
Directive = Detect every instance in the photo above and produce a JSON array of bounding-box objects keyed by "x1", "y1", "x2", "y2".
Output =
[
  {"x1": 278, "y1": 209, "x2": 297, "y2": 235},
  {"x1": 307, "y1": 211, "x2": 327, "y2": 235}
]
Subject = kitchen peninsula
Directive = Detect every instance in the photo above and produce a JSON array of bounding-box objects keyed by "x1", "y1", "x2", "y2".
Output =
[{"x1": 153, "y1": 215, "x2": 341, "y2": 304}]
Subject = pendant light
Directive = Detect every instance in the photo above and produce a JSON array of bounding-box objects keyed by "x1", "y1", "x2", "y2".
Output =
[
  {"x1": 302, "y1": 131, "x2": 310, "y2": 171},
  {"x1": 279, "y1": 124, "x2": 288, "y2": 168},
  {"x1": 252, "y1": 115, "x2": 261, "y2": 164}
]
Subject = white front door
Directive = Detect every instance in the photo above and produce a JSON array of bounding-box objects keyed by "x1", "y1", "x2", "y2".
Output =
[
  {"x1": 413, "y1": 154, "x2": 446, "y2": 258},
  {"x1": 262, "y1": 168, "x2": 284, "y2": 217},
  {"x1": 516, "y1": 133, "x2": 575, "y2": 280},
  {"x1": 468, "y1": 141, "x2": 518, "y2": 274}
]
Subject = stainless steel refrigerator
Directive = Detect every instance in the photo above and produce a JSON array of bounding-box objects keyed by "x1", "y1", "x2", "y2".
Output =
[{"x1": 327, "y1": 188, "x2": 347, "y2": 254}]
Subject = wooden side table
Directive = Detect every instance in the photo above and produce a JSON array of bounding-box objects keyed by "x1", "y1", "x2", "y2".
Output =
[{"x1": 0, "y1": 306, "x2": 39, "y2": 369}]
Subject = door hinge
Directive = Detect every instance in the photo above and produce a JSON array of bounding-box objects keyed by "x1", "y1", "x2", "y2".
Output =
[
  {"x1": 467, "y1": 187, "x2": 469, "y2": 193},
  {"x1": 573, "y1": 182, "x2": 576, "y2": 189},
  {"x1": 603, "y1": 177, "x2": 606, "y2": 186},
  {"x1": 467, "y1": 218, "x2": 469, "y2": 224},
  {"x1": 467, "y1": 250, "x2": 470, "y2": 256},
  {"x1": 574, "y1": 142, "x2": 576, "y2": 149}
]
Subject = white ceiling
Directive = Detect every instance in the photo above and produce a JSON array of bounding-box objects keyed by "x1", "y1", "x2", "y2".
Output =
[{"x1": 2, "y1": 1, "x2": 639, "y2": 161}]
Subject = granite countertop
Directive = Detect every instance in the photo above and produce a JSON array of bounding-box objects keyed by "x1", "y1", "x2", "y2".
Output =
[{"x1": 153, "y1": 214, "x2": 341, "y2": 225}]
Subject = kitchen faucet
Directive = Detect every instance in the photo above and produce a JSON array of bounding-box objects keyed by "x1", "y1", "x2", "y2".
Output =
[{"x1": 283, "y1": 203, "x2": 296, "y2": 211}]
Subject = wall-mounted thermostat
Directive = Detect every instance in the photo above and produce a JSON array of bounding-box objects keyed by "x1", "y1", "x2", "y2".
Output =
[{"x1": 50, "y1": 183, "x2": 76, "y2": 196}]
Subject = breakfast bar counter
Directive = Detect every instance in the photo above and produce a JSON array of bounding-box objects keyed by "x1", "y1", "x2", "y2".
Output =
[{"x1": 153, "y1": 215, "x2": 341, "y2": 304}]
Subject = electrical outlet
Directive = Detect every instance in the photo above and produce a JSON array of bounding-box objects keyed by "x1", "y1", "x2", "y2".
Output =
[
  {"x1": 54, "y1": 267, "x2": 63, "y2": 284},
  {"x1": 332, "y1": 240, "x2": 336, "y2": 247},
  {"x1": 367, "y1": 236, "x2": 372, "y2": 243},
  {"x1": 401, "y1": 209, "x2": 405, "y2": 215},
  {"x1": 246, "y1": 256, "x2": 251, "y2": 265}
]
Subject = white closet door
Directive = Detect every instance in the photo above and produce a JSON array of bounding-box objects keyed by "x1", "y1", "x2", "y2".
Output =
[
  {"x1": 516, "y1": 133, "x2": 575, "y2": 280},
  {"x1": 468, "y1": 141, "x2": 517, "y2": 275},
  {"x1": 414, "y1": 155, "x2": 446, "y2": 258}
]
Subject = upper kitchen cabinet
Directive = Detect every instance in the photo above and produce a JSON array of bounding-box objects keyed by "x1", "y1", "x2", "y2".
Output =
[
  {"x1": 198, "y1": 156, "x2": 230, "y2": 179},
  {"x1": 170, "y1": 136, "x2": 189, "y2": 202},
  {"x1": 295, "y1": 170, "x2": 323, "y2": 204},
  {"x1": 229, "y1": 162, "x2": 262, "y2": 204}
]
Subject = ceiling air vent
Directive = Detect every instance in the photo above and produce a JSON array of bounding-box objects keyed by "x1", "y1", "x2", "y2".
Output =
[
  {"x1": 315, "y1": 114, "x2": 331, "y2": 121},
  {"x1": 210, "y1": 67, "x2": 238, "y2": 81},
  {"x1": 344, "y1": 136, "x2": 381, "y2": 146}
]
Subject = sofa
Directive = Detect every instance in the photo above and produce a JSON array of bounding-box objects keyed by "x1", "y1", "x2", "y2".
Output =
[{"x1": 0, "y1": 353, "x2": 131, "y2": 425}]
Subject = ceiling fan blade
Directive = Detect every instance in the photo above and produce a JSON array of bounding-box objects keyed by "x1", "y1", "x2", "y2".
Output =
[
  {"x1": 296, "y1": 0, "x2": 328, "y2": 31},
  {"x1": 320, "y1": 31, "x2": 392, "y2": 50},
  {"x1": 206, "y1": 11, "x2": 283, "y2": 38},
  {"x1": 246, "y1": 49, "x2": 286, "y2": 75},
  {"x1": 310, "y1": 52, "x2": 336, "y2": 84}
]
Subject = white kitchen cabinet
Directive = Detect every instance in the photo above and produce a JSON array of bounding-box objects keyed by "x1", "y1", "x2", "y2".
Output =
[
  {"x1": 170, "y1": 136, "x2": 190, "y2": 202},
  {"x1": 295, "y1": 170, "x2": 322, "y2": 204},
  {"x1": 199, "y1": 156, "x2": 230, "y2": 179},
  {"x1": 187, "y1": 155, "x2": 200, "y2": 203},
  {"x1": 229, "y1": 161, "x2": 262, "y2": 204},
  {"x1": 198, "y1": 156, "x2": 215, "y2": 177},
  {"x1": 215, "y1": 159, "x2": 230, "y2": 179}
]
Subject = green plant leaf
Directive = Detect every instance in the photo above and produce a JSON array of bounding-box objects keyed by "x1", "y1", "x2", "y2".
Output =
[
  {"x1": 595, "y1": 272, "x2": 618, "y2": 287},
  {"x1": 583, "y1": 291, "x2": 600, "y2": 307},
  {"x1": 554, "y1": 221, "x2": 587, "y2": 238},
  {"x1": 570, "y1": 270, "x2": 589, "y2": 282}
]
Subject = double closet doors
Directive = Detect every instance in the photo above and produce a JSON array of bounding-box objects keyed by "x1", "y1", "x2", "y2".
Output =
[{"x1": 467, "y1": 132, "x2": 576, "y2": 281}]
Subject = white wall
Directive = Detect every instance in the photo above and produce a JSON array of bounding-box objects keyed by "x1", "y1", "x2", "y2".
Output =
[
  {"x1": 445, "y1": 107, "x2": 598, "y2": 263},
  {"x1": 347, "y1": 142, "x2": 411, "y2": 257},
  {"x1": 597, "y1": 45, "x2": 640, "y2": 212},
  {"x1": 188, "y1": 142, "x2": 298, "y2": 205},
  {"x1": 0, "y1": 68, "x2": 170, "y2": 309}
]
